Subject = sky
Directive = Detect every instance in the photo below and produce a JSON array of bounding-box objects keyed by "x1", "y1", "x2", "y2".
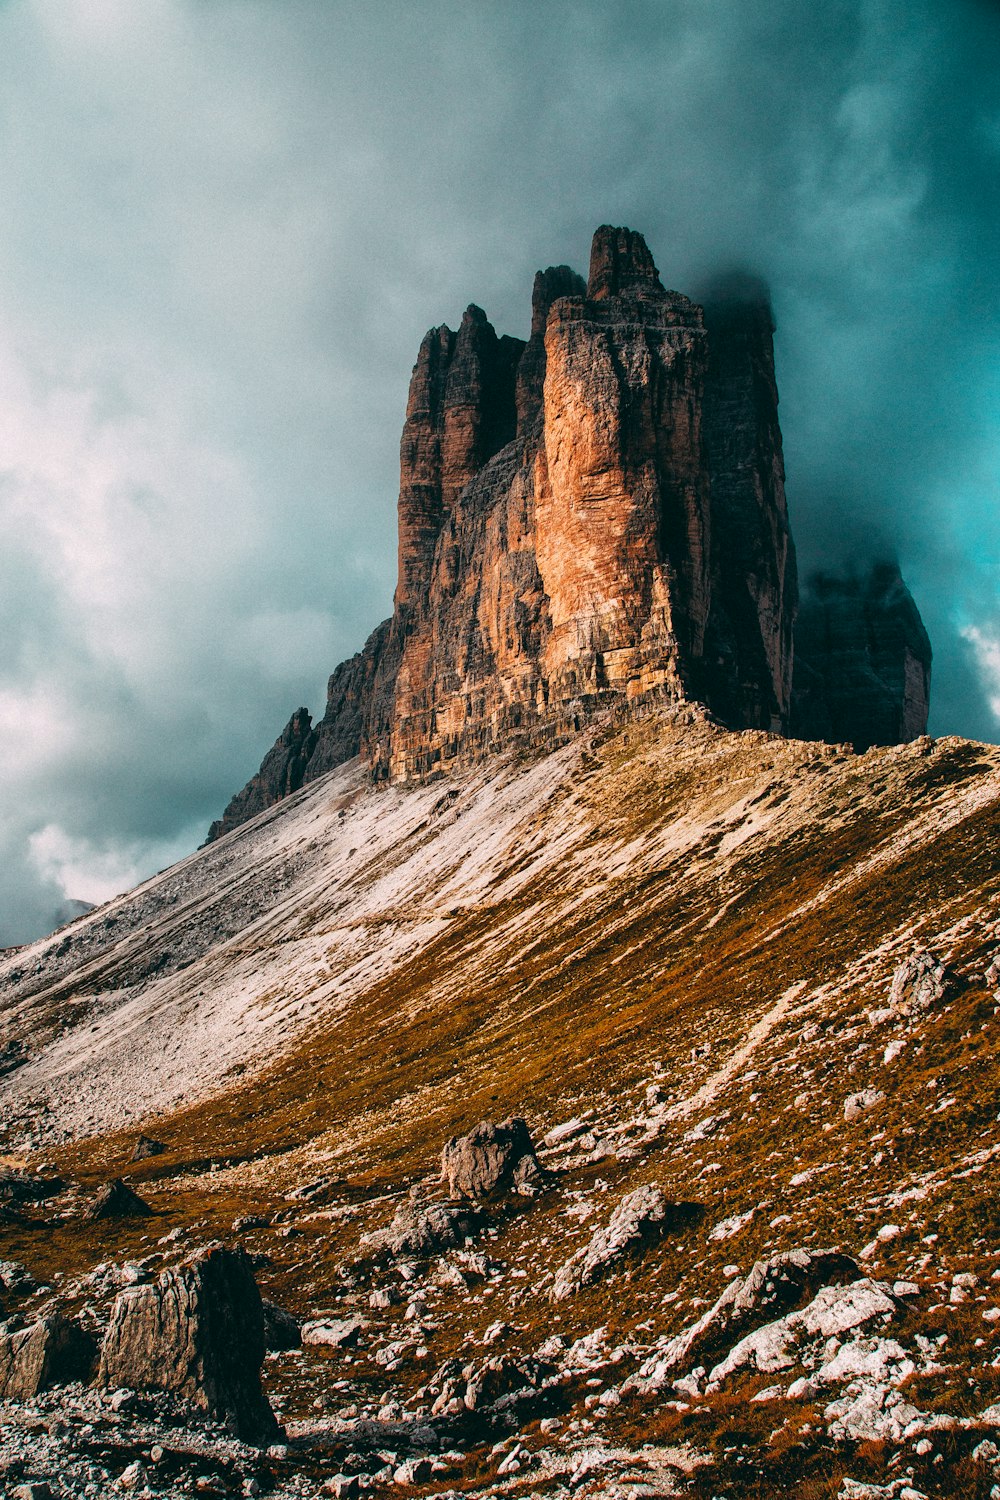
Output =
[{"x1": 0, "y1": 0, "x2": 998, "y2": 944}]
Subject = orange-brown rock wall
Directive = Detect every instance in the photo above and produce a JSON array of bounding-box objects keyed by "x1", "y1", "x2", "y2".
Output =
[{"x1": 208, "y1": 224, "x2": 929, "y2": 839}]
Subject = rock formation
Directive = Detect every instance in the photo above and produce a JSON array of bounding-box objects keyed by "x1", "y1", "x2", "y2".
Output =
[
  {"x1": 98, "y1": 1242, "x2": 278, "y2": 1444},
  {"x1": 791, "y1": 562, "x2": 932, "y2": 749},
  {"x1": 0, "y1": 1316, "x2": 96, "y2": 1401},
  {"x1": 209, "y1": 226, "x2": 929, "y2": 838},
  {"x1": 84, "y1": 1177, "x2": 153, "y2": 1221},
  {"x1": 440, "y1": 1118, "x2": 546, "y2": 1200}
]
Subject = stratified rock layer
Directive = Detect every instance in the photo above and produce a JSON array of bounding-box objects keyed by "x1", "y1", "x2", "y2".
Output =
[{"x1": 210, "y1": 225, "x2": 929, "y2": 837}]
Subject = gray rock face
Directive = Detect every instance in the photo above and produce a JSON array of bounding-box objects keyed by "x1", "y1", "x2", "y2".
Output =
[
  {"x1": 791, "y1": 563, "x2": 931, "y2": 749},
  {"x1": 0, "y1": 1316, "x2": 96, "y2": 1400},
  {"x1": 550, "y1": 1184, "x2": 693, "y2": 1301},
  {"x1": 440, "y1": 1118, "x2": 545, "y2": 1200},
  {"x1": 97, "y1": 1242, "x2": 278, "y2": 1444},
  {"x1": 656, "y1": 1247, "x2": 861, "y2": 1377},
  {"x1": 370, "y1": 1198, "x2": 482, "y2": 1258}
]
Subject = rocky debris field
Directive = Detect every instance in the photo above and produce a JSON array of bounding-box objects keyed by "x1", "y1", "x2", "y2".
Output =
[{"x1": 2, "y1": 714, "x2": 1000, "y2": 1495}]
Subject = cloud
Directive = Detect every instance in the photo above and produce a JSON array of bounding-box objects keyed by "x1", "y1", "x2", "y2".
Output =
[
  {"x1": 0, "y1": 0, "x2": 997, "y2": 941},
  {"x1": 962, "y1": 626, "x2": 1000, "y2": 724}
]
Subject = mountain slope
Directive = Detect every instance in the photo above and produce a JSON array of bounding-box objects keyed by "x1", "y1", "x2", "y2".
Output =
[{"x1": 3, "y1": 711, "x2": 1000, "y2": 1497}]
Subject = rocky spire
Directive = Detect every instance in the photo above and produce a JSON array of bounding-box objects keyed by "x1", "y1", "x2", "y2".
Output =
[
  {"x1": 586, "y1": 225, "x2": 665, "y2": 300},
  {"x1": 791, "y1": 562, "x2": 932, "y2": 749},
  {"x1": 395, "y1": 306, "x2": 522, "y2": 612},
  {"x1": 515, "y1": 265, "x2": 586, "y2": 433},
  {"x1": 208, "y1": 225, "x2": 931, "y2": 838}
]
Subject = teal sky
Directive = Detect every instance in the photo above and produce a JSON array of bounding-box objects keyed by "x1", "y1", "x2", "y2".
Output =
[{"x1": 0, "y1": 0, "x2": 998, "y2": 943}]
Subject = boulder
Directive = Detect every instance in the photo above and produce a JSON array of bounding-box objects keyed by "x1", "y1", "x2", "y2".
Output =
[
  {"x1": 0, "y1": 1171, "x2": 64, "y2": 1205},
  {"x1": 300, "y1": 1316, "x2": 365, "y2": 1348},
  {"x1": 430, "y1": 1353, "x2": 556, "y2": 1418},
  {"x1": 647, "y1": 1247, "x2": 861, "y2": 1379},
  {"x1": 129, "y1": 1135, "x2": 167, "y2": 1162},
  {"x1": 98, "y1": 1241, "x2": 278, "y2": 1444},
  {"x1": 371, "y1": 1197, "x2": 482, "y2": 1258},
  {"x1": 261, "y1": 1298, "x2": 301, "y2": 1350},
  {"x1": 0, "y1": 1315, "x2": 96, "y2": 1399},
  {"x1": 440, "y1": 1118, "x2": 546, "y2": 1200},
  {"x1": 0, "y1": 1260, "x2": 36, "y2": 1293},
  {"x1": 844, "y1": 1088, "x2": 885, "y2": 1123},
  {"x1": 889, "y1": 949, "x2": 950, "y2": 1013},
  {"x1": 708, "y1": 1279, "x2": 902, "y2": 1384},
  {"x1": 551, "y1": 1185, "x2": 699, "y2": 1301},
  {"x1": 85, "y1": 1178, "x2": 153, "y2": 1220}
]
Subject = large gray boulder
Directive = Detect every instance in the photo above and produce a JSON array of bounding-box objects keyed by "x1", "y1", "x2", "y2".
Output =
[
  {"x1": 370, "y1": 1197, "x2": 482, "y2": 1258},
  {"x1": 440, "y1": 1118, "x2": 546, "y2": 1200},
  {"x1": 98, "y1": 1242, "x2": 278, "y2": 1444},
  {"x1": 889, "y1": 949, "x2": 950, "y2": 1013},
  {"x1": 550, "y1": 1185, "x2": 700, "y2": 1301},
  {"x1": 85, "y1": 1178, "x2": 153, "y2": 1221},
  {"x1": 0, "y1": 1315, "x2": 96, "y2": 1399},
  {"x1": 654, "y1": 1247, "x2": 861, "y2": 1378}
]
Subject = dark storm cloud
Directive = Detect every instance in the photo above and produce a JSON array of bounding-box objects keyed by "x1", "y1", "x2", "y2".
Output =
[{"x1": 0, "y1": 0, "x2": 997, "y2": 942}]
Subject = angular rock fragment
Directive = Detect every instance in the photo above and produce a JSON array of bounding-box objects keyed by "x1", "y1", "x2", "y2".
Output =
[
  {"x1": 551, "y1": 1185, "x2": 700, "y2": 1301},
  {"x1": 708, "y1": 1278, "x2": 902, "y2": 1383},
  {"x1": 641, "y1": 1247, "x2": 861, "y2": 1381},
  {"x1": 430, "y1": 1353, "x2": 556, "y2": 1418},
  {"x1": 0, "y1": 1170, "x2": 64, "y2": 1205},
  {"x1": 129, "y1": 1135, "x2": 167, "y2": 1161},
  {"x1": 300, "y1": 1316, "x2": 365, "y2": 1348},
  {"x1": 0, "y1": 1259, "x2": 36, "y2": 1293},
  {"x1": 370, "y1": 1197, "x2": 482, "y2": 1258},
  {"x1": 0, "y1": 1315, "x2": 97, "y2": 1399},
  {"x1": 440, "y1": 1117, "x2": 546, "y2": 1200},
  {"x1": 889, "y1": 949, "x2": 950, "y2": 1013},
  {"x1": 98, "y1": 1241, "x2": 278, "y2": 1444},
  {"x1": 844, "y1": 1088, "x2": 885, "y2": 1123},
  {"x1": 85, "y1": 1178, "x2": 153, "y2": 1220}
]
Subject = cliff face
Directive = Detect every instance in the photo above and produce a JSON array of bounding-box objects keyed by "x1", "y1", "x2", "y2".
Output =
[
  {"x1": 208, "y1": 225, "x2": 930, "y2": 839},
  {"x1": 791, "y1": 563, "x2": 932, "y2": 750}
]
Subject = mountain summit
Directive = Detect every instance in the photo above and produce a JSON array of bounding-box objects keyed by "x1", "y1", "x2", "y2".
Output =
[{"x1": 210, "y1": 224, "x2": 931, "y2": 837}]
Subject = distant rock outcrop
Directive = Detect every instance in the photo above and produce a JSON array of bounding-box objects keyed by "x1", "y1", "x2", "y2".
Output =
[
  {"x1": 209, "y1": 226, "x2": 930, "y2": 838},
  {"x1": 207, "y1": 707, "x2": 316, "y2": 843},
  {"x1": 791, "y1": 563, "x2": 932, "y2": 750}
]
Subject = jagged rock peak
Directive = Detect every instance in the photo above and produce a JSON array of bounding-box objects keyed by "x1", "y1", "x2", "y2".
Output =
[
  {"x1": 208, "y1": 223, "x2": 931, "y2": 839},
  {"x1": 516, "y1": 265, "x2": 587, "y2": 432},
  {"x1": 587, "y1": 224, "x2": 665, "y2": 300}
]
